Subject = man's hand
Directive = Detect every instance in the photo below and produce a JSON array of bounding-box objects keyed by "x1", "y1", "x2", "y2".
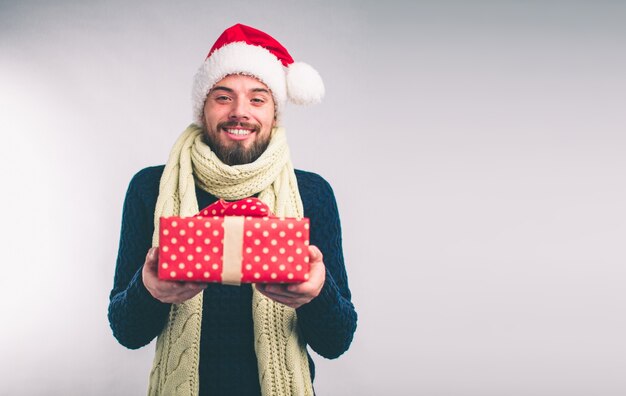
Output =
[
  {"x1": 255, "y1": 245, "x2": 326, "y2": 309},
  {"x1": 142, "y1": 247, "x2": 207, "y2": 304}
]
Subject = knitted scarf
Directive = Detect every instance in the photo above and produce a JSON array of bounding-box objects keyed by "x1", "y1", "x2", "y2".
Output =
[{"x1": 147, "y1": 124, "x2": 313, "y2": 396}]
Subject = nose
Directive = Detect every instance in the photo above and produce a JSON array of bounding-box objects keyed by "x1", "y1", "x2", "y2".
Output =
[{"x1": 228, "y1": 99, "x2": 250, "y2": 121}]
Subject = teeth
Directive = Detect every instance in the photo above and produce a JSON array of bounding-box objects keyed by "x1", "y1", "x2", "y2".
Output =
[{"x1": 226, "y1": 129, "x2": 251, "y2": 135}]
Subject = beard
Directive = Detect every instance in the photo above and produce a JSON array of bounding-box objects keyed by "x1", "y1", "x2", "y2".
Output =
[{"x1": 203, "y1": 121, "x2": 271, "y2": 166}]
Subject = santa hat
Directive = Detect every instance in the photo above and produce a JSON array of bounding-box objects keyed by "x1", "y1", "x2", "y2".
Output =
[{"x1": 192, "y1": 23, "x2": 325, "y2": 125}]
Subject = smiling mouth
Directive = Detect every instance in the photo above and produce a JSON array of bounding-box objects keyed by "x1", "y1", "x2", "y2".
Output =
[
  {"x1": 224, "y1": 128, "x2": 253, "y2": 136},
  {"x1": 218, "y1": 121, "x2": 259, "y2": 138}
]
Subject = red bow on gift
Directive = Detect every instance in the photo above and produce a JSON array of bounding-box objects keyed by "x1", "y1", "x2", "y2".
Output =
[{"x1": 199, "y1": 197, "x2": 272, "y2": 218}]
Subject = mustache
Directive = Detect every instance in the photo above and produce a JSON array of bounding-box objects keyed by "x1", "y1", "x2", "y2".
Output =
[{"x1": 217, "y1": 121, "x2": 261, "y2": 133}]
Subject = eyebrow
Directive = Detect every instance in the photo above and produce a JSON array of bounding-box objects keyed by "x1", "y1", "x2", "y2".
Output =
[
  {"x1": 210, "y1": 86, "x2": 233, "y2": 93},
  {"x1": 209, "y1": 86, "x2": 271, "y2": 95}
]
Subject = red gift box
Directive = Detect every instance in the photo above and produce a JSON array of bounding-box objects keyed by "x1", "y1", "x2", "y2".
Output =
[{"x1": 158, "y1": 198, "x2": 310, "y2": 285}]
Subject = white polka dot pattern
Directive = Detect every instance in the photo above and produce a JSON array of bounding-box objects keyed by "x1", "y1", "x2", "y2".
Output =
[
  {"x1": 157, "y1": 197, "x2": 310, "y2": 283},
  {"x1": 239, "y1": 213, "x2": 310, "y2": 283},
  {"x1": 159, "y1": 215, "x2": 224, "y2": 282}
]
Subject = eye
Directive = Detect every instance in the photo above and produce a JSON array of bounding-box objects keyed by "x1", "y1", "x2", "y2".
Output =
[
  {"x1": 215, "y1": 95, "x2": 231, "y2": 102},
  {"x1": 251, "y1": 97, "x2": 265, "y2": 104}
]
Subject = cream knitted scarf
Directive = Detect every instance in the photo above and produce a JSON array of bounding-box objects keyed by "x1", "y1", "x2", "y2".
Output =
[{"x1": 147, "y1": 124, "x2": 313, "y2": 396}]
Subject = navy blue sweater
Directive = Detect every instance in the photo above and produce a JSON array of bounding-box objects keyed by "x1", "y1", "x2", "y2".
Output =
[{"x1": 108, "y1": 166, "x2": 357, "y2": 395}]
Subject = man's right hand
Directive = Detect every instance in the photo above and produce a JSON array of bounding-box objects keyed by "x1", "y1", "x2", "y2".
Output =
[{"x1": 142, "y1": 247, "x2": 207, "y2": 304}]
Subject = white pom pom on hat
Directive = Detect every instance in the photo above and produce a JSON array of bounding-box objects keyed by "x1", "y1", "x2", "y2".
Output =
[
  {"x1": 192, "y1": 23, "x2": 325, "y2": 125},
  {"x1": 286, "y1": 62, "x2": 325, "y2": 105}
]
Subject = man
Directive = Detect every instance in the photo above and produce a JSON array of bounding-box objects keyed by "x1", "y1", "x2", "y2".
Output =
[{"x1": 108, "y1": 24, "x2": 357, "y2": 396}]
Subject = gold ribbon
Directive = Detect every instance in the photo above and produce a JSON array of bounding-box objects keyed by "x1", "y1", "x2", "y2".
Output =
[{"x1": 221, "y1": 216, "x2": 244, "y2": 285}]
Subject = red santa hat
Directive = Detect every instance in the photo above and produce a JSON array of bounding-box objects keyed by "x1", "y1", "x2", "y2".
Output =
[{"x1": 192, "y1": 23, "x2": 325, "y2": 125}]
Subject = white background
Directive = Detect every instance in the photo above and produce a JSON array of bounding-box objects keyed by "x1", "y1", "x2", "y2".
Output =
[{"x1": 1, "y1": 1, "x2": 625, "y2": 395}]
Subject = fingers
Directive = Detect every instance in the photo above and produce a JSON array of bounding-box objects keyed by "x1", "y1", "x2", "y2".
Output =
[
  {"x1": 258, "y1": 283, "x2": 299, "y2": 298},
  {"x1": 143, "y1": 247, "x2": 207, "y2": 304},
  {"x1": 286, "y1": 245, "x2": 325, "y2": 294},
  {"x1": 308, "y1": 245, "x2": 323, "y2": 264},
  {"x1": 142, "y1": 248, "x2": 159, "y2": 284},
  {"x1": 255, "y1": 284, "x2": 304, "y2": 309},
  {"x1": 256, "y1": 245, "x2": 326, "y2": 309},
  {"x1": 151, "y1": 280, "x2": 207, "y2": 304},
  {"x1": 165, "y1": 282, "x2": 207, "y2": 304},
  {"x1": 145, "y1": 247, "x2": 159, "y2": 270}
]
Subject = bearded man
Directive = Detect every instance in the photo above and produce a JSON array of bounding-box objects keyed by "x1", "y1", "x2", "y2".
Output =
[{"x1": 108, "y1": 24, "x2": 357, "y2": 396}]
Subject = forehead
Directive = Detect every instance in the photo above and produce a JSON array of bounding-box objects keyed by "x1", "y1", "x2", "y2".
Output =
[{"x1": 211, "y1": 74, "x2": 271, "y2": 92}]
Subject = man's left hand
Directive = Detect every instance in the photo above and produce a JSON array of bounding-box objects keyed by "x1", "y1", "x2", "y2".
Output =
[{"x1": 255, "y1": 245, "x2": 325, "y2": 309}]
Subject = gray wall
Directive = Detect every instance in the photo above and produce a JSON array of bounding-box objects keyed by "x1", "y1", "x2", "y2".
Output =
[{"x1": 1, "y1": 1, "x2": 625, "y2": 395}]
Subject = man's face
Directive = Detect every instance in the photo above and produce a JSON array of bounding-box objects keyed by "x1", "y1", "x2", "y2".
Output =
[{"x1": 202, "y1": 74, "x2": 276, "y2": 165}]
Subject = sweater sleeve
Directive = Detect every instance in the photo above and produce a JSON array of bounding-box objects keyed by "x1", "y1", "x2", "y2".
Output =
[
  {"x1": 108, "y1": 167, "x2": 171, "y2": 349},
  {"x1": 296, "y1": 172, "x2": 358, "y2": 359}
]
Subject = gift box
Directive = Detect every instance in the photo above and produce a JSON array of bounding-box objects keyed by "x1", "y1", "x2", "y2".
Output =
[{"x1": 158, "y1": 198, "x2": 310, "y2": 285}]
